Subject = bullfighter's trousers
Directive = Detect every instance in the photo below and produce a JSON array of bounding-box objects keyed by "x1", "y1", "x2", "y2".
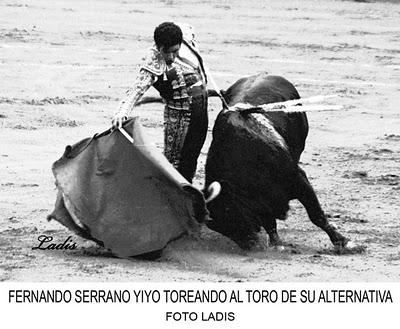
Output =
[{"x1": 163, "y1": 82, "x2": 208, "y2": 183}]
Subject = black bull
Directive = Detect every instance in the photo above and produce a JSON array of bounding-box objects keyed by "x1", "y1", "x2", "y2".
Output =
[{"x1": 204, "y1": 73, "x2": 348, "y2": 250}]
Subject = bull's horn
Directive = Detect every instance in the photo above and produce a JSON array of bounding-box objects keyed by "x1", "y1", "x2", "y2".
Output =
[{"x1": 205, "y1": 181, "x2": 221, "y2": 203}]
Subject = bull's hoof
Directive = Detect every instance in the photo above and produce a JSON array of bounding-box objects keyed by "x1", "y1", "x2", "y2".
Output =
[
  {"x1": 268, "y1": 232, "x2": 283, "y2": 247},
  {"x1": 332, "y1": 236, "x2": 349, "y2": 254},
  {"x1": 334, "y1": 240, "x2": 367, "y2": 255}
]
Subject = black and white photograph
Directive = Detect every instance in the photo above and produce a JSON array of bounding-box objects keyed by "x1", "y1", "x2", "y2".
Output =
[{"x1": 1, "y1": 0, "x2": 399, "y2": 326}]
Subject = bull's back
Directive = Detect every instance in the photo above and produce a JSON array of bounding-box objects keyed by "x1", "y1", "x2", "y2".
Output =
[
  {"x1": 223, "y1": 73, "x2": 301, "y2": 106},
  {"x1": 222, "y1": 73, "x2": 308, "y2": 163}
]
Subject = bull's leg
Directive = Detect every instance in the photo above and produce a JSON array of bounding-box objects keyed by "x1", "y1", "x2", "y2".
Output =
[
  {"x1": 264, "y1": 219, "x2": 283, "y2": 246},
  {"x1": 295, "y1": 168, "x2": 348, "y2": 248}
]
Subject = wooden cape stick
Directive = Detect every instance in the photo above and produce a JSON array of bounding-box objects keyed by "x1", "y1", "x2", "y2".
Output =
[{"x1": 118, "y1": 127, "x2": 134, "y2": 144}]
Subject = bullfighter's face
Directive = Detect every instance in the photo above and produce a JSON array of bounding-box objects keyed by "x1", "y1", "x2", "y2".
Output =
[{"x1": 159, "y1": 44, "x2": 181, "y2": 66}]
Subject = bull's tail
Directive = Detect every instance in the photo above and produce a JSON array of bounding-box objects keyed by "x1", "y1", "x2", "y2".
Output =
[
  {"x1": 135, "y1": 91, "x2": 228, "y2": 108},
  {"x1": 135, "y1": 96, "x2": 164, "y2": 106}
]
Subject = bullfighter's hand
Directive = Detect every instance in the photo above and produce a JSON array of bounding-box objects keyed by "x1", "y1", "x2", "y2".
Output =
[{"x1": 111, "y1": 113, "x2": 128, "y2": 129}]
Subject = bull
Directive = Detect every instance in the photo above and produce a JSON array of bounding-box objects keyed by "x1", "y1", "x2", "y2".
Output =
[{"x1": 204, "y1": 72, "x2": 349, "y2": 251}]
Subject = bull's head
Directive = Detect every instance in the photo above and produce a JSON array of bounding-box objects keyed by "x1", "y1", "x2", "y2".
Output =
[{"x1": 203, "y1": 181, "x2": 261, "y2": 249}]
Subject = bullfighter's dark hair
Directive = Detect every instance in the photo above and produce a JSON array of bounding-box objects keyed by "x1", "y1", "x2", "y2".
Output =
[{"x1": 154, "y1": 22, "x2": 183, "y2": 50}]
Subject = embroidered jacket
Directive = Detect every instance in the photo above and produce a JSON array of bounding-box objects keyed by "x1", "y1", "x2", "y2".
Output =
[{"x1": 115, "y1": 25, "x2": 207, "y2": 118}]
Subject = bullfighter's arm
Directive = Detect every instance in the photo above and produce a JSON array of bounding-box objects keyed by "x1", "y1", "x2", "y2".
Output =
[{"x1": 113, "y1": 69, "x2": 156, "y2": 120}]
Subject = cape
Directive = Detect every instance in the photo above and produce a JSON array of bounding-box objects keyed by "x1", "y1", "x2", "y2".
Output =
[{"x1": 48, "y1": 118, "x2": 207, "y2": 258}]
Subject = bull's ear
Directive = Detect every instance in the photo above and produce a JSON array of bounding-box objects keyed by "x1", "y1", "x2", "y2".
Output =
[
  {"x1": 207, "y1": 89, "x2": 217, "y2": 97},
  {"x1": 219, "y1": 90, "x2": 230, "y2": 110}
]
